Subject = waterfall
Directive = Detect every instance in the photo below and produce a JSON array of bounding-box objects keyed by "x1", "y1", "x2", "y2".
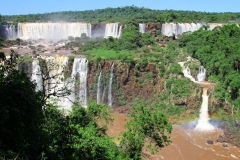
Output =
[
  {"x1": 41, "y1": 56, "x2": 74, "y2": 109},
  {"x1": 97, "y1": 70, "x2": 102, "y2": 104},
  {"x1": 186, "y1": 66, "x2": 191, "y2": 76},
  {"x1": 178, "y1": 62, "x2": 196, "y2": 82},
  {"x1": 179, "y1": 61, "x2": 214, "y2": 131},
  {"x1": 104, "y1": 23, "x2": 122, "y2": 38},
  {"x1": 6, "y1": 24, "x2": 16, "y2": 39},
  {"x1": 108, "y1": 63, "x2": 114, "y2": 106},
  {"x1": 161, "y1": 22, "x2": 224, "y2": 38},
  {"x1": 139, "y1": 23, "x2": 146, "y2": 33},
  {"x1": 46, "y1": 56, "x2": 69, "y2": 94},
  {"x1": 195, "y1": 88, "x2": 214, "y2": 130},
  {"x1": 1, "y1": 24, "x2": 16, "y2": 39},
  {"x1": 208, "y1": 23, "x2": 223, "y2": 30},
  {"x1": 17, "y1": 22, "x2": 91, "y2": 40},
  {"x1": 161, "y1": 23, "x2": 203, "y2": 38},
  {"x1": 31, "y1": 59, "x2": 43, "y2": 91},
  {"x1": 71, "y1": 58, "x2": 88, "y2": 108},
  {"x1": 197, "y1": 66, "x2": 206, "y2": 82},
  {"x1": 118, "y1": 25, "x2": 123, "y2": 38},
  {"x1": 29, "y1": 56, "x2": 89, "y2": 110}
]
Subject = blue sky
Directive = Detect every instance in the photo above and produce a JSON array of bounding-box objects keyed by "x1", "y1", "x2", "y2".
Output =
[{"x1": 1, "y1": 0, "x2": 239, "y2": 15}]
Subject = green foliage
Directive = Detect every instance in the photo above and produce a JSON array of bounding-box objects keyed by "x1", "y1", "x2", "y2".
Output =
[
  {"x1": 83, "y1": 49, "x2": 134, "y2": 60},
  {"x1": 68, "y1": 36, "x2": 74, "y2": 41},
  {"x1": 142, "y1": 32, "x2": 155, "y2": 46},
  {"x1": 68, "y1": 55, "x2": 75, "y2": 61},
  {"x1": 0, "y1": 51, "x2": 45, "y2": 159},
  {"x1": 0, "y1": 38, "x2": 4, "y2": 48},
  {"x1": 119, "y1": 56, "x2": 135, "y2": 67},
  {"x1": 145, "y1": 72, "x2": 154, "y2": 80},
  {"x1": 4, "y1": 6, "x2": 240, "y2": 23},
  {"x1": 166, "y1": 63, "x2": 183, "y2": 76},
  {"x1": 137, "y1": 58, "x2": 148, "y2": 69},
  {"x1": 179, "y1": 24, "x2": 240, "y2": 104},
  {"x1": 42, "y1": 103, "x2": 120, "y2": 160},
  {"x1": 143, "y1": 47, "x2": 150, "y2": 53},
  {"x1": 120, "y1": 104, "x2": 172, "y2": 159},
  {"x1": 166, "y1": 78, "x2": 192, "y2": 98},
  {"x1": 17, "y1": 55, "x2": 33, "y2": 64}
]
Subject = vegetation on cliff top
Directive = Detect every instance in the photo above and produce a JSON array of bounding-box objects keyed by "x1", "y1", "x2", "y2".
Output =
[{"x1": 3, "y1": 6, "x2": 240, "y2": 23}]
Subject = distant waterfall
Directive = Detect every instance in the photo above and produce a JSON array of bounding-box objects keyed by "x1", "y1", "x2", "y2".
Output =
[
  {"x1": 118, "y1": 25, "x2": 123, "y2": 38},
  {"x1": 139, "y1": 23, "x2": 146, "y2": 33},
  {"x1": 31, "y1": 59, "x2": 43, "y2": 91},
  {"x1": 17, "y1": 22, "x2": 92, "y2": 40},
  {"x1": 108, "y1": 63, "x2": 114, "y2": 106},
  {"x1": 1, "y1": 24, "x2": 16, "y2": 39},
  {"x1": 208, "y1": 23, "x2": 223, "y2": 30},
  {"x1": 161, "y1": 23, "x2": 203, "y2": 38},
  {"x1": 71, "y1": 58, "x2": 88, "y2": 108},
  {"x1": 195, "y1": 88, "x2": 214, "y2": 130},
  {"x1": 197, "y1": 66, "x2": 206, "y2": 81},
  {"x1": 161, "y1": 22, "x2": 224, "y2": 38},
  {"x1": 97, "y1": 70, "x2": 102, "y2": 104},
  {"x1": 104, "y1": 23, "x2": 122, "y2": 38},
  {"x1": 46, "y1": 56, "x2": 69, "y2": 95},
  {"x1": 6, "y1": 24, "x2": 16, "y2": 39}
]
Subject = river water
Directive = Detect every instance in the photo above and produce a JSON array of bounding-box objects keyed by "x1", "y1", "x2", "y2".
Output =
[{"x1": 109, "y1": 112, "x2": 240, "y2": 160}]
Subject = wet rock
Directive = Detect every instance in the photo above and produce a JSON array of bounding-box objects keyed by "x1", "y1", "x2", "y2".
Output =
[
  {"x1": 229, "y1": 135, "x2": 235, "y2": 139},
  {"x1": 207, "y1": 140, "x2": 214, "y2": 145},
  {"x1": 222, "y1": 144, "x2": 228, "y2": 148}
]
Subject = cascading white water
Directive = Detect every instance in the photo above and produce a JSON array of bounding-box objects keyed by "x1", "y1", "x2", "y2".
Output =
[
  {"x1": 139, "y1": 23, "x2": 146, "y2": 34},
  {"x1": 195, "y1": 88, "x2": 214, "y2": 130},
  {"x1": 71, "y1": 58, "x2": 88, "y2": 108},
  {"x1": 30, "y1": 56, "x2": 89, "y2": 110},
  {"x1": 179, "y1": 61, "x2": 214, "y2": 131},
  {"x1": 161, "y1": 23, "x2": 203, "y2": 38},
  {"x1": 46, "y1": 56, "x2": 69, "y2": 94},
  {"x1": 4, "y1": 24, "x2": 16, "y2": 39},
  {"x1": 17, "y1": 22, "x2": 91, "y2": 40},
  {"x1": 31, "y1": 59, "x2": 43, "y2": 91},
  {"x1": 118, "y1": 25, "x2": 123, "y2": 38},
  {"x1": 97, "y1": 70, "x2": 102, "y2": 104},
  {"x1": 108, "y1": 63, "x2": 114, "y2": 106},
  {"x1": 161, "y1": 22, "x2": 224, "y2": 38},
  {"x1": 197, "y1": 66, "x2": 206, "y2": 81},
  {"x1": 186, "y1": 66, "x2": 191, "y2": 76},
  {"x1": 40, "y1": 56, "x2": 75, "y2": 110},
  {"x1": 208, "y1": 23, "x2": 223, "y2": 30},
  {"x1": 104, "y1": 23, "x2": 122, "y2": 38},
  {"x1": 178, "y1": 62, "x2": 196, "y2": 82}
]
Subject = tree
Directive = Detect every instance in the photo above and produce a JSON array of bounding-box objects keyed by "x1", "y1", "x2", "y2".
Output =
[
  {"x1": 42, "y1": 103, "x2": 123, "y2": 160},
  {"x1": 120, "y1": 104, "x2": 172, "y2": 159},
  {"x1": 0, "y1": 50, "x2": 45, "y2": 159},
  {"x1": 0, "y1": 38, "x2": 4, "y2": 48},
  {"x1": 0, "y1": 50, "x2": 173, "y2": 159}
]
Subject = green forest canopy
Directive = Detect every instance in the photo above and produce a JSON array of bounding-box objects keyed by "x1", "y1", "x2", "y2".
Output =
[{"x1": 2, "y1": 6, "x2": 240, "y2": 23}]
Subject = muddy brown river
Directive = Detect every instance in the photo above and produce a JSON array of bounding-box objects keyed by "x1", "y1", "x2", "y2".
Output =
[{"x1": 109, "y1": 112, "x2": 240, "y2": 160}]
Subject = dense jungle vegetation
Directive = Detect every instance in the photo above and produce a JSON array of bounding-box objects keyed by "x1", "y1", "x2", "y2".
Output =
[
  {"x1": 178, "y1": 24, "x2": 240, "y2": 135},
  {"x1": 2, "y1": 6, "x2": 240, "y2": 23},
  {"x1": 1, "y1": 6, "x2": 240, "y2": 158},
  {"x1": 0, "y1": 50, "x2": 172, "y2": 159}
]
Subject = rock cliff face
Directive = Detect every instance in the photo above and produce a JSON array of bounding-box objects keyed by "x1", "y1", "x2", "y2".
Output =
[
  {"x1": 146, "y1": 23, "x2": 161, "y2": 31},
  {"x1": 17, "y1": 56, "x2": 202, "y2": 110},
  {"x1": 87, "y1": 60, "x2": 202, "y2": 109}
]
